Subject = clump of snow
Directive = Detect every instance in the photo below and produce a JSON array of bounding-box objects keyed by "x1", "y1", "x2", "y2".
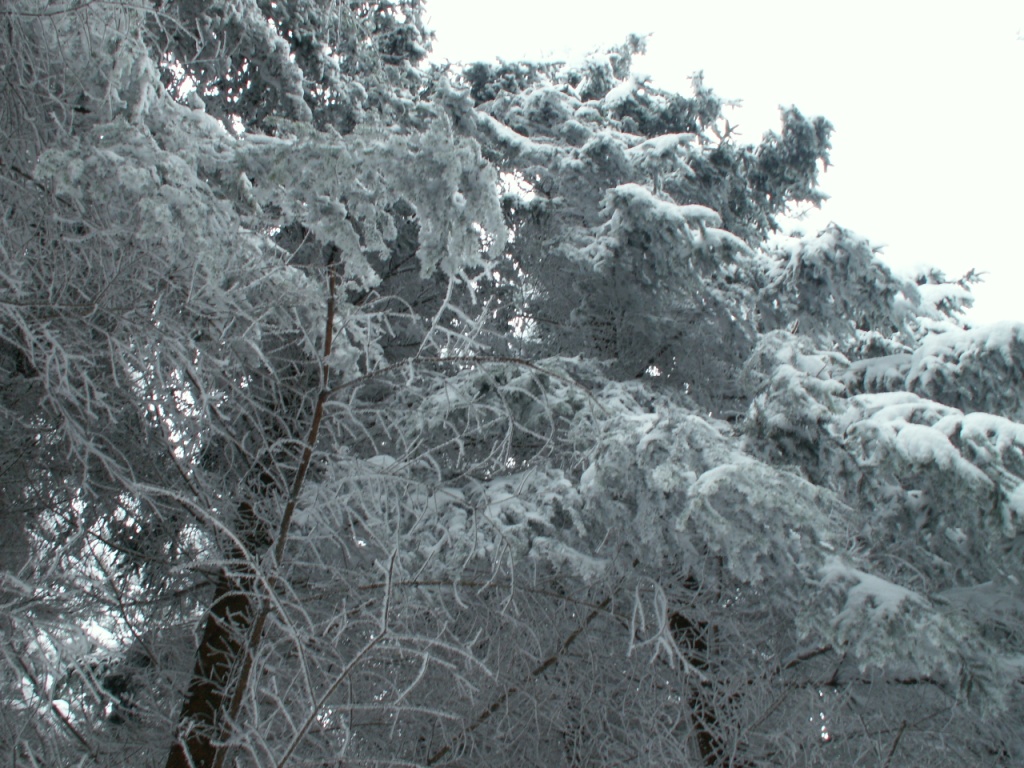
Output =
[
  {"x1": 821, "y1": 558, "x2": 926, "y2": 628},
  {"x1": 365, "y1": 454, "x2": 399, "y2": 469},
  {"x1": 916, "y1": 281, "x2": 973, "y2": 314},
  {"x1": 625, "y1": 132, "x2": 697, "y2": 159},
  {"x1": 579, "y1": 462, "x2": 598, "y2": 496},
  {"x1": 839, "y1": 392, "x2": 959, "y2": 433},
  {"x1": 958, "y1": 412, "x2": 1024, "y2": 454},
  {"x1": 702, "y1": 227, "x2": 753, "y2": 256},
  {"x1": 605, "y1": 183, "x2": 721, "y2": 227},
  {"x1": 603, "y1": 76, "x2": 638, "y2": 107},
  {"x1": 1004, "y1": 484, "x2": 1024, "y2": 535},
  {"x1": 840, "y1": 392, "x2": 996, "y2": 489},
  {"x1": 680, "y1": 459, "x2": 836, "y2": 586},
  {"x1": 530, "y1": 537, "x2": 607, "y2": 581},
  {"x1": 522, "y1": 85, "x2": 574, "y2": 123},
  {"x1": 472, "y1": 110, "x2": 558, "y2": 164},
  {"x1": 844, "y1": 353, "x2": 912, "y2": 391},
  {"x1": 893, "y1": 423, "x2": 960, "y2": 468},
  {"x1": 650, "y1": 463, "x2": 696, "y2": 494},
  {"x1": 908, "y1": 321, "x2": 1024, "y2": 390}
]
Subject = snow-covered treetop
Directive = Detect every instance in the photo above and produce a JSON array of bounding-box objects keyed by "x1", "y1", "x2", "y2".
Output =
[{"x1": 4, "y1": 9, "x2": 1023, "y2": 766}]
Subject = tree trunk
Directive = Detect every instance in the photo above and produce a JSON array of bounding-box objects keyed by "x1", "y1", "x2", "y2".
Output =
[
  {"x1": 670, "y1": 610, "x2": 723, "y2": 766},
  {"x1": 166, "y1": 250, "x2": 335, "y2": 768},
  {"x1": 166, "y1": 502, "x2": 268, "y2": 768}
]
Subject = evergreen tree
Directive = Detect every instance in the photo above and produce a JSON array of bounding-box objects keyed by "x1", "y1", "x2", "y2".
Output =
[{"x1": 0, "y1": 3, "x2": 1020, "y2": 767}]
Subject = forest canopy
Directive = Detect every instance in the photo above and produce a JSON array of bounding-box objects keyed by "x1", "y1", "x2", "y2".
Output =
[{"x1": 0, "y1": 2, "x2": 1021, "y2": 766}]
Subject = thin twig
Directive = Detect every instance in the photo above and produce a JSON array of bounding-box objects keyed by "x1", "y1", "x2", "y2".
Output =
[
  {"x1": 426, "y1": 593, "x2": 612, "y2": 765},
  {"x1": 2, "y1": 635, "x2": 100, "y2": 765},
  {"x1": 214, "y1": 248, "x2": 341, "y2": 768},
  {"x1": 275, "y1": 552, "x2": 398, "y2": 768},
  {"x1": 882, "y1": 720, "x2": 907, "y2": 768}
]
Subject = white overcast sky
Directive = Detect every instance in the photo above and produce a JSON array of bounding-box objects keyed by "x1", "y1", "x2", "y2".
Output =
[{"x1": 425, "y1": 0, "x2": 1024, "y2": 325}]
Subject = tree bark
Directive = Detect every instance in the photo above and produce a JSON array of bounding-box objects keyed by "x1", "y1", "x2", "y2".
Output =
[
  {"x1": 670, "y1": 610, "x2": 723, "y2": 766},
  {"x1": 166, "y1": 502, "x2": 267, "y2": 768},
  {"x1": 166, "y1": 249, "x2": 338, "y2": 768}
]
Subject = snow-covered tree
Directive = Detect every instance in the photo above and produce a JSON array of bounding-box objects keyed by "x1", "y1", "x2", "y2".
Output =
[{"x1": 1, "y1": 4, "x2": 1021, "y2": 767}]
